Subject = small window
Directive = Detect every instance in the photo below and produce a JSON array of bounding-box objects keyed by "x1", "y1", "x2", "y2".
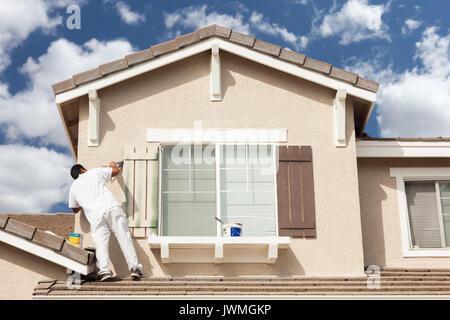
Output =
[
  {"x1": 160, "y1": 144, "x2": 277, "y2": 237},
  {"x1": 406, "y1": 181, "x2": 450, "y2": 248}
]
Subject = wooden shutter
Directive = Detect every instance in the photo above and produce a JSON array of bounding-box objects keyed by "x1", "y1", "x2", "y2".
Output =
[
  {"x1": 277, "y1": 145, "x2": 316, "y2": 238},
  {"x1": 123, "y1": 144, "x2": 159, "y2": 238}
]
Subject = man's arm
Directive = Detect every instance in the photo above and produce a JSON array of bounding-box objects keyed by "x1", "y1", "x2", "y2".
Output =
[{"x1": 109, "y1": 161, "x2": 120, "y2": 177}]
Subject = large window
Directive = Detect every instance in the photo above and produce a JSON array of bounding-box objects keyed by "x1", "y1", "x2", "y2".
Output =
[
  {"x1": 160, "y1": 144, "x2": 278, "y2": 237},
  {"x1": 406, "y1": 181, "x2": 450, "y2": 248}
]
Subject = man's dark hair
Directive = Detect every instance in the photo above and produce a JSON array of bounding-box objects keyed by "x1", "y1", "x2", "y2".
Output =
[{"x1": 71, "y1": 164, "x2": 86, "y2": 180}]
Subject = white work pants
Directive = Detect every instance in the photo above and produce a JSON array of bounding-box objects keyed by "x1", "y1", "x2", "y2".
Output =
[{"x1": 91, "y1": 206, "x2": 142, "y2": 274}]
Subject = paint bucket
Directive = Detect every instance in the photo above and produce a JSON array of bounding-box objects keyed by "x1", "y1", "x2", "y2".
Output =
[
  {"x1": 69, "y1": 233, "x2": 83, "y2": 248},
  {"x1": 223, "y1": 223, "x2": 243, "y2": 237}
]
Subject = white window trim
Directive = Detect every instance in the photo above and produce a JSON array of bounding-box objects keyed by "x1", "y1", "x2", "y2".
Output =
[
  {"x1": 390, "y1": 167, "x2": 450, "y2": 257},
  {"x1": 153, "y1": 143, "x2": 289, "y2": 263}
]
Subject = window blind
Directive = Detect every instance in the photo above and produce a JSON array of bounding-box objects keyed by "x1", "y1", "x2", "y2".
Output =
[
  {"x1": 161, "y1": 145, "x2": 217, "y2": 236},
  {"x1": 405, "y1": 181, "x2": 442, "y2": 248},
  {"x1": 219, "y1": 145, "x2": 277, "y2": 236},
  {"x1": 439, "y1": 182, "x2": 450, "y2": 246}
]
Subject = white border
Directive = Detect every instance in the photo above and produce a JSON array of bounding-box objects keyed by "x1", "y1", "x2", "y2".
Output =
[{"x1": 390, "y1": 167, "x2": 450, "y2": 257}]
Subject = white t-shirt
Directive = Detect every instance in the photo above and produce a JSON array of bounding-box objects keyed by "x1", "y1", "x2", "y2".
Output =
[{"x1": 68, "y1": 167, "x2": 120, "y2": 226}]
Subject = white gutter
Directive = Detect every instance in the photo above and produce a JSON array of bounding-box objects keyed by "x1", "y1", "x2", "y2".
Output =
[{"x1": 356, "y1": 140, "x2": 450, "y2": 158}]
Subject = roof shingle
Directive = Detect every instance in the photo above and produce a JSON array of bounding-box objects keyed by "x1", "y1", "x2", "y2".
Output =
[
  {"x1": 0, "y1": 214, "x2": 94, "y2": 266},
  {"x1": 51, "y1": 24, "x2": 379, "y2": 95}
]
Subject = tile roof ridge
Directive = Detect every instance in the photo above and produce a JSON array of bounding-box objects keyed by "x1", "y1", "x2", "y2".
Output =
[{"x1": 52, "y1": 24, "x2": 379, "y2": 95}]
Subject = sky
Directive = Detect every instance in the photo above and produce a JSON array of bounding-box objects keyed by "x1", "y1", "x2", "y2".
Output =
[{"x1": 0, "y1": 0, "x2": 449, "y2": 214}]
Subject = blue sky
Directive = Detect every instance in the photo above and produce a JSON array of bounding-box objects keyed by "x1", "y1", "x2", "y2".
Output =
[{"x1": 0, "y1": 0, "x2": 449, "y2": 213}]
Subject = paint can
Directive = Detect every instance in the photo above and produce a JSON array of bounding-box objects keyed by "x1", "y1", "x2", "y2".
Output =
[
  {"x1": 69, "y1": 233, "x2": 83, "y2": 248},
  {"x1": 223, "y1": 223, "x2": 243, "y2": 237}
]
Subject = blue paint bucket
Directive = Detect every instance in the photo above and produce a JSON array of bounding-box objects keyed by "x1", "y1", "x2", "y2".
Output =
[
  {"x1": 69, "y1": 233, "x2": 83, "y2": 247},
  {"x1": 223, "y1": 223, "x2": 243, "y2": 237}
]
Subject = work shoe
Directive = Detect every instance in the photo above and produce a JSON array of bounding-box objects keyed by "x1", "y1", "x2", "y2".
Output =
[
  {"x1": 97, "y1": 271, "x2": 112, "y2": 282},
  {"x1": 130, "y1": 267, "x2": 143, "y2": 280}
]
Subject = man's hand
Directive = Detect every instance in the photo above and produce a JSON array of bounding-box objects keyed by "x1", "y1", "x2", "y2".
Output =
[
  {"x1": 109, "y1": 161, "x2": 120, "y2": 177},
  {"x1": 72, "y1": 207, "x2": 82, "y2": 213}
]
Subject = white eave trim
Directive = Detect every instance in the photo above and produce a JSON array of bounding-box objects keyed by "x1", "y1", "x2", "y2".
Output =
[
  {"x1": 0, "y1": 229, "x2": 94, "y2": 275},
  {"x1": 55, "y1": 37, "x2": 376, "y2": 105},
  {"x1": 356, "y1": 140, "x2": 450, "y2": 158}
]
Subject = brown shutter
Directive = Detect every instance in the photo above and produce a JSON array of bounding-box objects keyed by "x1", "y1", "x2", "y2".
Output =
[{"x1": 277, "y1": 146, "x2": 316, "y2": 238}]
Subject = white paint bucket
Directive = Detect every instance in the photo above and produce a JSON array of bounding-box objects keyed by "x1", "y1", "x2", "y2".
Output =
[{"x1": 223, "y1": 223, "x2": 243, "y2": 237}]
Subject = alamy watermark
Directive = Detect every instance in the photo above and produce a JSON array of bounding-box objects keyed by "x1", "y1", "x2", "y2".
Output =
[
  {"x1": 366, "y1": 265, "x2": 381, "y2": 289},
  {"x1": 66, "y1": 4, "x2": 81, "y2": 30}
]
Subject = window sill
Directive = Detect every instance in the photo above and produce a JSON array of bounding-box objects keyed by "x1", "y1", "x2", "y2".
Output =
[
  {"x1": 403, "y1": 248, "x2": 450, "y2": 257},
  {"x1": 148, "y1": 236, "x2": 290, "y2": 264}
]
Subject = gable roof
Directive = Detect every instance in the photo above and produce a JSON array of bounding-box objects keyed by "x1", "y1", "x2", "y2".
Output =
[
  {"x1": 53, "y1": 25, "x2": 379, "y2": 159},
  {"x1": 52, "y1": 24, "x2": 379, "y2": 96},
  {"x1": 0, "y1": 214, "x2": 95, "y2": 275}
]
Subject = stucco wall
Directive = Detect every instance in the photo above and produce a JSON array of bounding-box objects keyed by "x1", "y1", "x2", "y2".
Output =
[
  {"x1": 74, "y1": 51, "x2": 366, "y2": 276},
  {"x1": 0, "y1": 214, "x2": 74, "y2": 299},
  {"x1": 0, "y1": 242, "x2": 68, "y2": 300},
  {"x1": 358, "y1": 158, "x2": 450, "y2": 268}
]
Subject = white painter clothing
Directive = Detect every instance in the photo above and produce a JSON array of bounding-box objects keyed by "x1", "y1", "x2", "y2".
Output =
[
  {"x1": 68, "y1": 168, "x2": 120, "y2": 227},
  {"x1": 68, "y1": 167, "x2": 142, "y2": 273},
  {"x1": 91, "y1": 206, "x2": 142, "y2": 273}
]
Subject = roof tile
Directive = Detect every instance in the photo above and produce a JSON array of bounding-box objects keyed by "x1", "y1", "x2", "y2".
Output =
[
  {"x1": 330, "y1": 66, "x2": 358, "y2": 84},
  {"x1": 229, "y1": 31, "x2": 255, "y2": 47},
  {"x1": 176, "y1": 32, "x2": 200, "y2": 48},
  {"x1": 125, "y1": 48, "x2": 154, "y2": 66},
  {"x1": 4, "y1": 219, "x2": 36, "y2": 240},
  {"x1": 59, "y1": 242, "x2": 90, "y2": 265},
  {"x1": 33, "y1": 289, "x2": 51, "y2": 295},
  {"x1": 99, "y1": 58, "x2": 128, "y2": 76},
  {"x1": 253, "y1": 40, "x2": 281, "y2": 57},
  {"x1": 52, "y1": 78, "x2": 76, "y2": 95},
  {"x1": 0, "y1": 214, "x2": 9, "y2": 229},
  {"x1": 303, "y1": 58, "x2": 332, "y2": 74},
  {"x1": 214, "y1": 25, "x2": 231, "y2": 39},
  {"x1": 356, "y1": 77, "x2": 379, "y2": 93},
  {"x1": 151, "y1": 39, "x2": 178, "y2": 57},
  {"x1": 36, "y1": 281, "x2": 55, "y2": 289},
  {"x1": 51, "y1": 24, "x2": 380, "y2": 95},
  {"x1": 72, "y1": 68, "x2": 102, "y2": 85},
  {"x1": 279, "y1": 49, "x2": 306, "y2": 65},
  {"x1": 32, "y1": 230, "x2": 65, "y2": 251},
  {"x1": 196, "y1": 25, "x2": 215, "y2": 39}
]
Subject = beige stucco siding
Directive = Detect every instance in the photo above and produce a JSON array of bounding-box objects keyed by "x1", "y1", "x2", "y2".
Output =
[
  {"x1": 358, "y1": 158, "x2": 450, "y2": 268},
  {"x1": 0, "y1": 242, "x2": 67, "y2": 300},
  {"x1": 74, "y1": 51, "x2": 365, "y2": 276}
]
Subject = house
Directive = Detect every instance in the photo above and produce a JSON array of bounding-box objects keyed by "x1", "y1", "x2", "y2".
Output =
[{"x1": 2, "y1": 25, "x2": 450, "y2": 299}]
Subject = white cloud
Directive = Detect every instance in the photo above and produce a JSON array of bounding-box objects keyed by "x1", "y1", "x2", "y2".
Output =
[
  {"x1": 0, "y1": 38, "x2": 135, "y2": 146},
  {"x1": 402, "y1": 19, "x2": 421, "y2": 34},
  {"x1": 315, "y1": 0, "x2": 390, "y2": 45},
  {"x1": 164, "y1": 5, "x2": 250, "y2": 34},
  {"x1": 0, "y1": 144, "x2": 73, "y2": 212},
  {"x1": 250, "y1": 12, "x2": 308, "y2": 50},
  {"x1": 0, "y1": 0, "x2": 64, "y2": 72},
  {"x1": 163, "y1": 5, "x2": 308, "y2": 50},
  {"x1": 346, "y1": 27, "x2": 450, "y2": 138},
  {"x1": 115, "y1": 1, "x2": 146, "y2": 25}
]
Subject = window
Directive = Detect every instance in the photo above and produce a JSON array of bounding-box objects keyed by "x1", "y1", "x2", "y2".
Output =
[
  {"x1": 405, "y1": 181, "x2": 450, "y2": 248},
  {"x1": 160, "y1": 144, "x2": 278, "y2": 237}
]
